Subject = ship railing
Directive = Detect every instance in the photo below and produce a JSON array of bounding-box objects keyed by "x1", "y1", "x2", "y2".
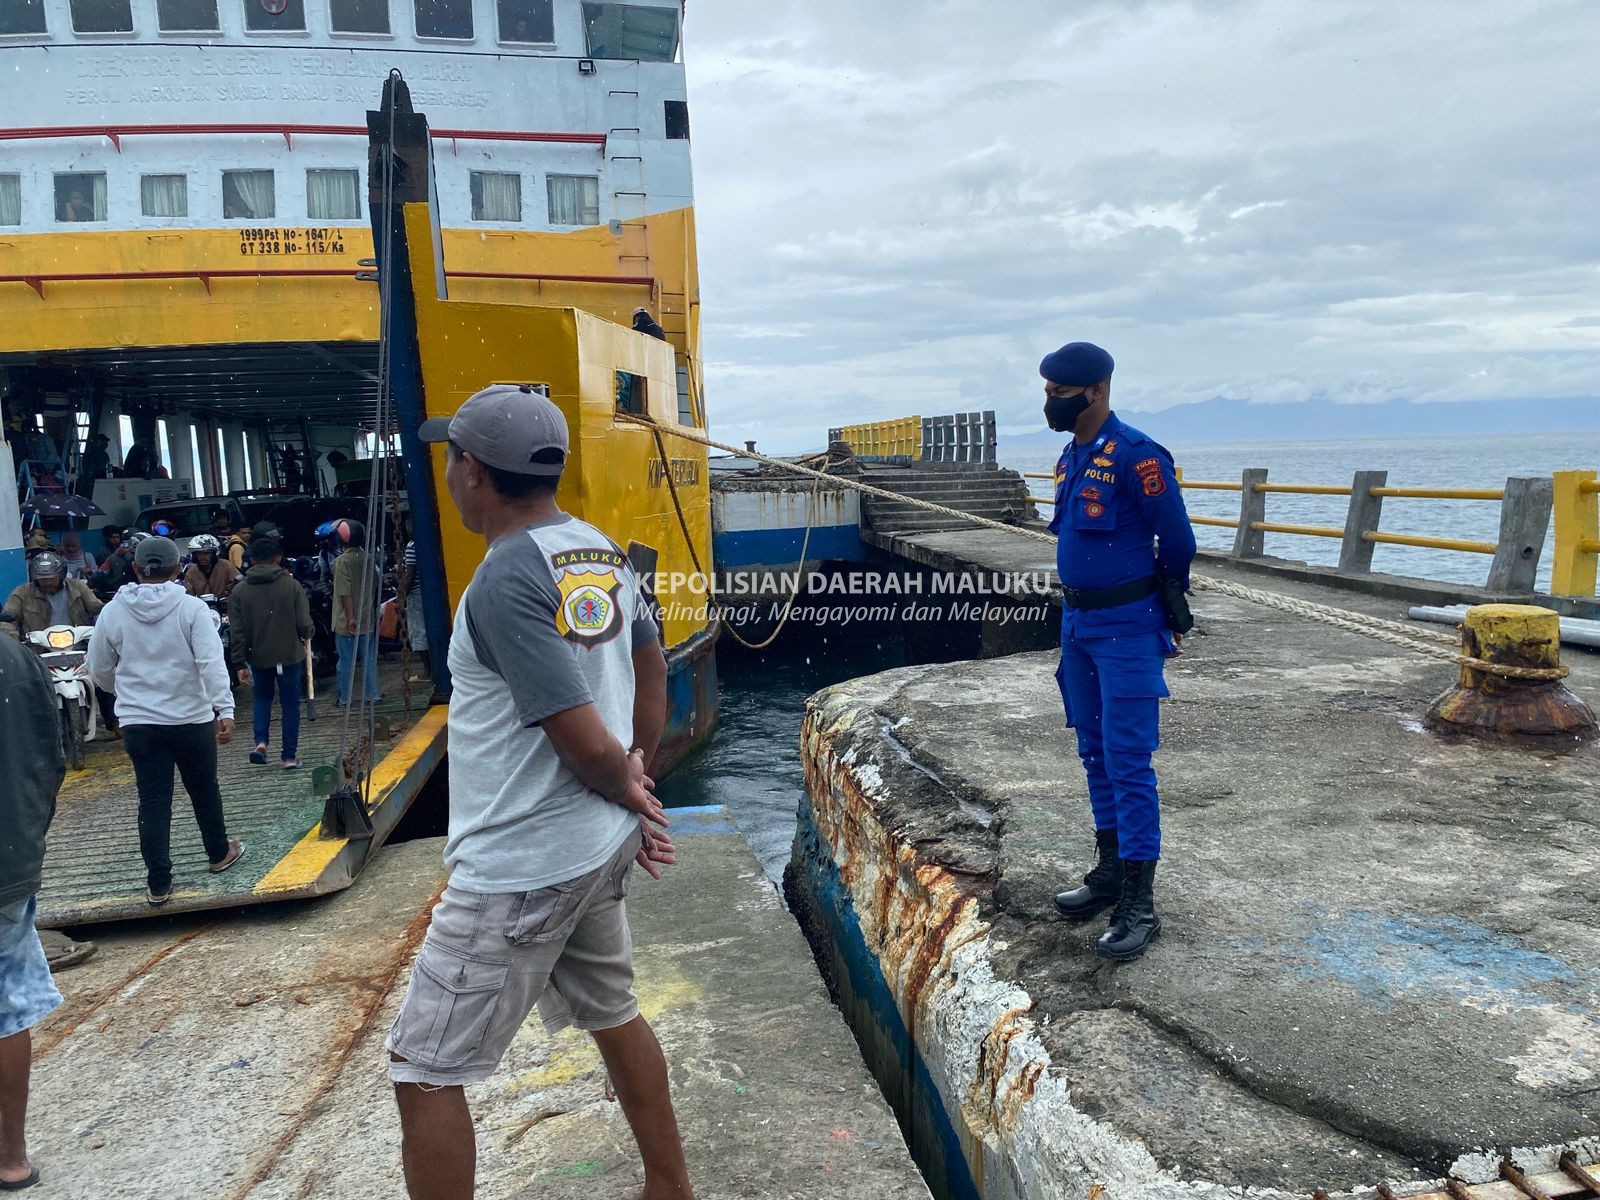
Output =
[
  {"x1": 0, "y1": 266, "x2": 657, "y2": 300},
  {"x1": 831, "y1": 412, "x2": 996, "y2": 466},
  {"x1": 1024, "y1": 466, "x2": 1598, "y2": 596}
]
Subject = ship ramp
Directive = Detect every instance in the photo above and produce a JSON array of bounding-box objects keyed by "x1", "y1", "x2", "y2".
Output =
[{"x1": 37, "y1": 663, "x2": 444, "y2": 928}]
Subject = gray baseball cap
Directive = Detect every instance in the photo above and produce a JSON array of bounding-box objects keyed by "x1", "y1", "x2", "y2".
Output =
[
  {"x1": 417, "y1": 384, "x2": 568, "y2": 477},
  {"x1": 135, "y1": 535, "x2": 180, "y2": 575}
]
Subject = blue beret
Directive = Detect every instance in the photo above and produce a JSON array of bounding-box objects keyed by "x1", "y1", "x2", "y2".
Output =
[{"x1": 1039, "y1": 342, "x2": 1114, "y2": 387}]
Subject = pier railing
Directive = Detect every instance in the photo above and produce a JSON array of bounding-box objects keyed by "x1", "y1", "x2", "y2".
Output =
[
  {"x1": 1027, "y1": 466, "x2": 1600, "y2": 596},
  {"x1": 832, "y1": 412, "x2": 997, "y2": 466}
]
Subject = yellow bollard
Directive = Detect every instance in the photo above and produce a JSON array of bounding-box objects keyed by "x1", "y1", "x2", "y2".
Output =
[{"x1": 1425, "y1": 603, "x2": 1596, "y2": 741}]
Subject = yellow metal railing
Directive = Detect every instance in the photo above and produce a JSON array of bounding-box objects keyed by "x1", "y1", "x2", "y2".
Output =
[
  {"x1": 1552, "y1": 470, "x2": 1599, "y2": 596},
  {"x1": 838, "y1": 416, "x2": 922, "y2": 460},
  {"x1": 1021, "y1": 463, "x2": 1600, "y2": 595}
]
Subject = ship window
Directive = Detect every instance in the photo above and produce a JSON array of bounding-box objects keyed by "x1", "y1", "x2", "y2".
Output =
[
  {"x1": 330, "y1": 0, "x2": 390, "y2": 34},
  {"x1": 55, "y1": 174, "x2": 107, "y2": 223},
  {"x1": 664, "y1": 100, "x2": 689, "y2": 141},
  {"x1": 615, "y1": 371, "x2": 646, "y2": 417},
  {"x1": 0, "y1": 177, "x2": 20, "y2": 227},
  {"x1": 141, "y1": 174, "x2": 189, "y2": 218},
  {"x1": 157, "y1": 0, "x2": 219, "y2": 31},
  {"x1": 497, "y1": 0, "x2": 552, "y2": 43},
  {"x1": 470, "y1": 172, "x2": 521, "y2": 222},
  {"x1": 582, "y1": 2, "x2": 679, "y2": 62},
  {"x1": 0, "y1": 1, "x2": 47, "y2": 35},
  {"x1": 222, "y1": 170, "x2": 275, "y2": 220},
  {"x1": 547, "y1": 174, "x2": 599, "y2": 226},
  {"x1": 243, "y1": 0, "x2": 305, "y2": 32},
  {"x1": 307, "y1": 170, "x2": 362, "y2": 220},
  {"x1": 414, "y1": 0, "x2": 472, "y2": 39},
  {"x1": 70, "y1": 0, "x2": 133, "y2": 34}
]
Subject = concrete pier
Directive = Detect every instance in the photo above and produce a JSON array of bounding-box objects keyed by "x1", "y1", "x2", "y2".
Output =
[
  {"x1": 29, "y1": 810, "x2": 930, "y2": 1199},
  {"x1": 788, "y1": 559, "x2": 1600, "y2": 1199}
]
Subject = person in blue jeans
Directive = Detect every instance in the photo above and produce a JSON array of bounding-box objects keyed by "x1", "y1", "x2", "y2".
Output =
[
  {"x1": 330, "y1": 519, "x2": 382, "y2": 707},
  {"x1": 1040, "y1": 342, "x2": 1196, "y2": 963},
  {"x1": 0, "y1": 631, "x2": 68, "y2": 1191},
  {"x1": 229, "y1": 537, "x2": 314, "y2": 770}
]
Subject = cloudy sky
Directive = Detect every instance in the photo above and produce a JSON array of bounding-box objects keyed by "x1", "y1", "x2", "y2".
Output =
[{"x1": 681, "y1": 0, "x2": 1600, "y2": 450}]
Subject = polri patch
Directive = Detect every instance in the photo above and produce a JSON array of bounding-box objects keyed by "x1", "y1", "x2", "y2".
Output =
[
  {"x1": 1080, "y1": 485, "x2": 1102, "y2": 500},
  {"x1": 1133, "y1": 456, "x2": 1166, "y2": 497},
  {"x1": 1093, "y1": 456, "x2": 1115, "y2": 468},
  {"x1": 1083, "y1": 500, "x2": 1106, "y2": 519}
]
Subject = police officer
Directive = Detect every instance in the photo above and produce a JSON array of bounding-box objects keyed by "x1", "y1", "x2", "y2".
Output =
[{"x1": 1042, "y1": 342, "x2": 1196, "y2": 961}]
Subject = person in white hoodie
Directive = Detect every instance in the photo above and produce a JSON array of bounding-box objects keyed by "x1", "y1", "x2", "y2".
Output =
[{"x1": 88, "y1": 536, "x2": 244, "y2": 906}]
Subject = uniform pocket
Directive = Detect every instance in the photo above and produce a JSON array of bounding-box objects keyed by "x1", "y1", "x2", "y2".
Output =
[
  {"x1": 1095, "y1": 634, "x2": 1171, "y2": 699},
  {"x1": 1068, "y1": 485, "x2": 1117, "y2": 532},
  {"x1": 503, "y1": 873, "x2": 597, "y2": 946},
  {"x1": 393, "y1": 944, "x2": 508, "y2": 1069}
]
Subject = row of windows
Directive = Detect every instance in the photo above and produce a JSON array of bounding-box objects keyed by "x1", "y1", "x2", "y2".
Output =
[
  {"x1": 1, "y1": 1, "x2": 680, "y2": 60},
  {"x1": 0, "y1": 169, "x2": 601, "y2": 225}
]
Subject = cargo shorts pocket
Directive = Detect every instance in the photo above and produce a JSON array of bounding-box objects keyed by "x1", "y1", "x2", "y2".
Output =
[
  {"x1": 503, "y1": 874, "x2": 597, "y2": 947},
  {"x1": 392, "y1": 945, "x2": 508, "y2": 1069}
]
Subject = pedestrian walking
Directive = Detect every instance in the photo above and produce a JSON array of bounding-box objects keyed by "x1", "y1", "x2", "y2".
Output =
[
  {"x1": 88, "y1": 536, "x2": 243, "y2": 907},
  {"x1": 330, "y1": 520, "x2": 381, "y2": 706},
  {"x1": 229, "y1": 536, "x2": 313, "y2": 771},
  {"x1": 388, "y1": 385, "x2": 687, "y2": 1200},
  {"x1": 0, "y1": 633, "x2": 68, "y2": 1192},
  {"x1": 1041, "y1": 343, "x2": 1196, "y2": 962}
]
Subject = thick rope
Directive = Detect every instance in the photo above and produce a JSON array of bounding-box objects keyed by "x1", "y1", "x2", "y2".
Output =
[
  {"x1": 619, "y1": 414, "x2": 1570, "y2": 682},
  {"x1": 646, "y1": 424, "x2": 830, "y2": 650}
]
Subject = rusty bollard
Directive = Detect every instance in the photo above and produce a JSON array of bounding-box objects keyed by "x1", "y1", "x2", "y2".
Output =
[{"x1": 1425, "y1": 603, "x2": 1597, "y2": 741}]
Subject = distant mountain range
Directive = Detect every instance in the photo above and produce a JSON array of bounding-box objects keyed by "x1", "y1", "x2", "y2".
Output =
[{"x1": 999, "y1": 396, "x2": 1600, "y2": 448}]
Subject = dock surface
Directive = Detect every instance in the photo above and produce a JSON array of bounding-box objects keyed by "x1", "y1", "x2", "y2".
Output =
[
  {"x1": 38, "y1": 664, "x2": 444, "y2": 927},
  {"x1": 793, "y1": 555, "x2": 1600, "y2": 1197},
  {"x1": 29, "y1": 811, "x2": 931, "y2": 1199}
]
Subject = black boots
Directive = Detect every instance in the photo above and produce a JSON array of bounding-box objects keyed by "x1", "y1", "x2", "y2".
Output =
[
  {"x1": 1053, "y1": 828, "x2": 1123, "y2": 919},
  {"x1": 1096, "y1": 859, "x2": 1160, "y2": 962}
]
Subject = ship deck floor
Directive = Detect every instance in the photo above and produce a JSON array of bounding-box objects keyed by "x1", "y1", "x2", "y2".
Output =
[{"x1": 38, "y1": 661, "x2": 446, "y2": 928}]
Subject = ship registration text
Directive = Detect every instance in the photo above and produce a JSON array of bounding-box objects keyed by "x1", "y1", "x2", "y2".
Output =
[
  {"x1": 239, "y1": 229, "x2": 348, "y2": 256},
  {"x1": 648, "y1": 459, "x2": 702, "y2": 488}
]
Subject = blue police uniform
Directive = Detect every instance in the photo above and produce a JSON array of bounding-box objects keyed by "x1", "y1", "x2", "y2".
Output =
[{"x1": 1048, "y1": 413, "x2": 1196, "y2": 862}]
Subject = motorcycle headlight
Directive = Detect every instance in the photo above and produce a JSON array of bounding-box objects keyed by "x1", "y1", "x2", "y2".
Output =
[{"x1": 47, "y1": 629, "x2": 76, "y2": 650}]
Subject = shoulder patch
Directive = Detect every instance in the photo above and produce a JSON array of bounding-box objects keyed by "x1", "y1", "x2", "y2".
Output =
[{"x1": 547, "y1": 546, "x2": 628, "y2": 648}]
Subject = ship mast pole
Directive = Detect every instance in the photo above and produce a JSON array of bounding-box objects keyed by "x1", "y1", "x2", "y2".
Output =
[{"x1": 366, "y1": 72, "x2": 452, "y2": 696}]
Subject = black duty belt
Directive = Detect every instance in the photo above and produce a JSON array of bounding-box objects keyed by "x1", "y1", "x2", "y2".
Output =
[{"x1": 1060, "y1": 576, "x2": 1159, "y2": 611}]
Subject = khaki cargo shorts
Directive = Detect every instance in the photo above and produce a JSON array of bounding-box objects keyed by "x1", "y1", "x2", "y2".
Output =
[{"x1": 387, "y1": 829, "x2": 641, "y2": 1087}]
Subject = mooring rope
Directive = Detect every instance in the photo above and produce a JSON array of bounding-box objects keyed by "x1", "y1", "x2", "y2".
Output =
[{"x1": 618, "y1": 413, "x2": 1570, "y2": 682}]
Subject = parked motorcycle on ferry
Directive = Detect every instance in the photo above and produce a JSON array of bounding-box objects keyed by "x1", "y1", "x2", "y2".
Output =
[{"x1": 27, "y1": 624, "x2": 97, "y2": 770}]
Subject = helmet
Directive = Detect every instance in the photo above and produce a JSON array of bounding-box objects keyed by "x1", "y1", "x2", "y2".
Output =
[
  {"x1": 190, "y1": 534, "x2": 221, "y2": 554},
  {"x1": 124, "y1": 530, "x2": 150, "y2": 549},
  {"x1": 29, "y1": 552, "x2": 65, "y2": 581},
  {"x1": 329, "y1": 518, "x2": 366, "y2": 549},
  {"x1": 151, "y1": 519, "x2": 175, "y2": 537}
]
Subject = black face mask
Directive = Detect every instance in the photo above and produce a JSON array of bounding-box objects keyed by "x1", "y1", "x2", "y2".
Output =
[{"x1": 1044, "y1": 390, "x2": 1091, "y2": 432}]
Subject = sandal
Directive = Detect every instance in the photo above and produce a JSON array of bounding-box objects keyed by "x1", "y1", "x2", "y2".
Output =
[
  {"x1": 282, "y1": 759, "x2": 302, "y2": 771},
  {"x1": 0, "y1": 1166, "x2": 40, "y2": 1191},
  {"x1": 249, "y1": 746, "x2": 268, "y2": 765},
  {"x1": 208, "y1": 838, "x2": 245, "y2": 874},
  {"x1": 147, "y1": 887, "x2": 172, "y2": 908}
]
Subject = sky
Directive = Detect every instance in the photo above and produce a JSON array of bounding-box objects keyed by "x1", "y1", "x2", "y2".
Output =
[{"x1": 681, "y1": 0, "x2": 1600, "y2": 451}]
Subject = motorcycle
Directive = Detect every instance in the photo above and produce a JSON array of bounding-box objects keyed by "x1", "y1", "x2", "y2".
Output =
[
  {"x1": 27, "y1": 624, "x2": 97, "y2": 771},
  {"x1": 199, "y1": 593, "x2": 233, "y2": 672}
]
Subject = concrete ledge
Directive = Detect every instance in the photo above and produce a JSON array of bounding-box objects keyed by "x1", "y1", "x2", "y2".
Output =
[{"x1": 788, "y1": 580, "x2": 1600, "y2": 1198}]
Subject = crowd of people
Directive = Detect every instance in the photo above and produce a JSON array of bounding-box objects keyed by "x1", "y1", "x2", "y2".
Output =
[{"x1": 3, "y1": 512, "x2": 420, "y2": 898}]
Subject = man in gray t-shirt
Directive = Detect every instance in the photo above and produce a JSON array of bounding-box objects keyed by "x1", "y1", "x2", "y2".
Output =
[{"x1": 388, "y1": 385, "x2": 692, "y2": 1200}]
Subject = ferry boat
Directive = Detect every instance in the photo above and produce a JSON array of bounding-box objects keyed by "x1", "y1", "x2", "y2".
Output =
[{"x1": 0, "y1": 0, "x2": 716, "y2": 923}]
